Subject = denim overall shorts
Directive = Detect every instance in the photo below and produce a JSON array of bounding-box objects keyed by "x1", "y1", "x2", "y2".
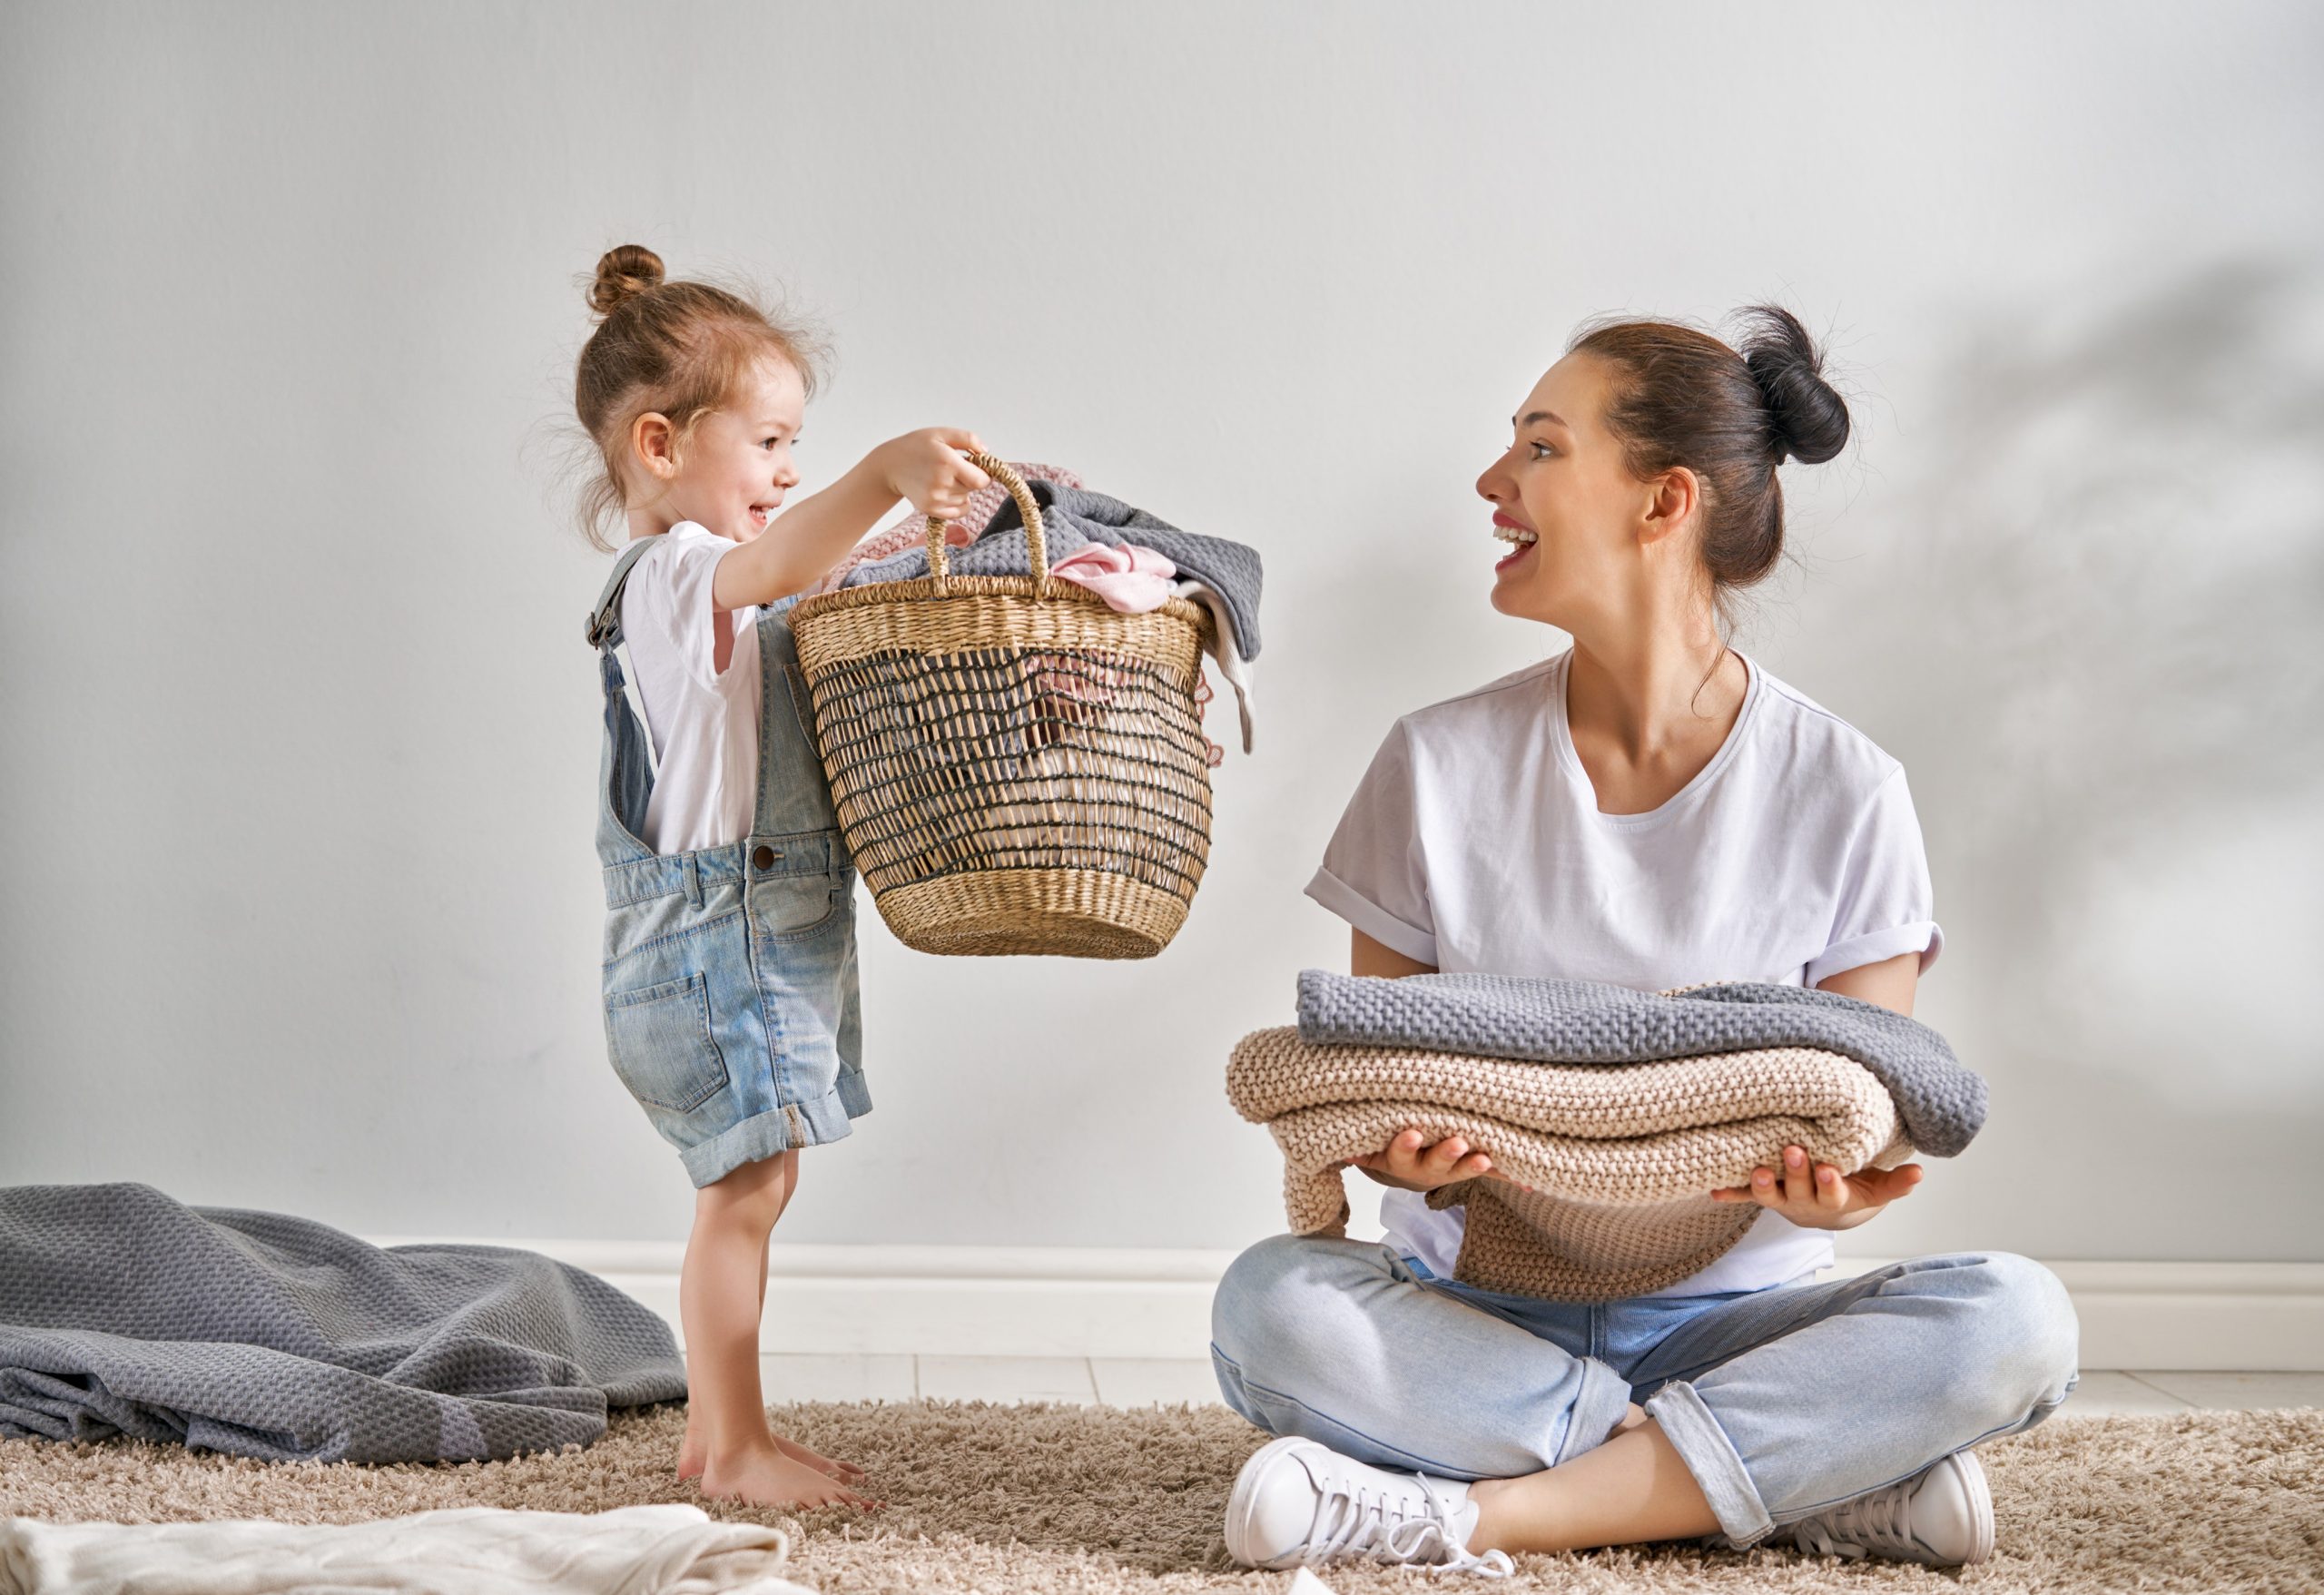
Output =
[{"x1": 586, "y1": 537, "x2": 868, "y2": 1187}]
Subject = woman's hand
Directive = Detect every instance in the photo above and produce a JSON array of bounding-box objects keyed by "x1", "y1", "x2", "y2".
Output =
[
  {"x1": 1344, "y1": 1129, "x2": 1529, "y2": 1194},
  {"x1": 873, "y1": 428, "x2": 989, "y2": 523},
  {"x1": 1711, "y1": 1145, "x2": 1924, "y2": 1231}
]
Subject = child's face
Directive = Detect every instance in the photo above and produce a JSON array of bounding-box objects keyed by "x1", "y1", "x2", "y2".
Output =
[{"x1": 665, "y1": 356, "x2": 807, "y2": 543}]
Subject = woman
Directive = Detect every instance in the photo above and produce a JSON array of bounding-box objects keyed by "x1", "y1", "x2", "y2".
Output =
[{"x1": 1210, "y1": 308, "x2": 2079, "y2": 1575}]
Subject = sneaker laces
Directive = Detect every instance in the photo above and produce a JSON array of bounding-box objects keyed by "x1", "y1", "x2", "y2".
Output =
[
  {"x1": 1305, "y1": 1475, "x2": 1515, "y2": 1578},
  {"x1": 1787, "y1": 1483, "x2": 1916, "y2": 1561}
]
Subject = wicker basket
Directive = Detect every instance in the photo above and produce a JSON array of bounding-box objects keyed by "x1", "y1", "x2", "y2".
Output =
[{"x1": 787, "y1": 456, "x2": 1216, "y2": 958}]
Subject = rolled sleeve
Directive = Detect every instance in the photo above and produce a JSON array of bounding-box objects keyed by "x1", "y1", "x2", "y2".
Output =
[
  {"x1": 1305, "y1": 865, "x2": 1439, "y2": 967},
  {"x1": 1813, "y1": 768, "x2": 1943, "y2": 985},
  {"x1": 1805, "y1": 920, "x2": 1943, "y2": 986},
  {"x1": 1308, "y1": 721, "x2": 1440, "y2": 965}
]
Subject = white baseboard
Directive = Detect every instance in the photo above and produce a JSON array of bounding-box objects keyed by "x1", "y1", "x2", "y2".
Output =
[
  {"x1": 1824, "y1": 1257, "x2": 2324, "y2": 1372},
  {"x1": 368, "y1": 1238, "x2": 2324, "y2": 1370}
]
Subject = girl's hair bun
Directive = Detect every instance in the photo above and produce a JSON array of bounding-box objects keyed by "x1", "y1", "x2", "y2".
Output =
[
  {"x1": 588, "y1": 244, "x2": 666, "y2": 318},
  {"x1": 1738, "y1": 304, "x2": 1850, "y2": 465}
]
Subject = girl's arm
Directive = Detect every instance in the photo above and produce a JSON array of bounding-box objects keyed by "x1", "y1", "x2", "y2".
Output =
[{"x1": 713, "y1": 428, "x2": 987, "y2": 612}]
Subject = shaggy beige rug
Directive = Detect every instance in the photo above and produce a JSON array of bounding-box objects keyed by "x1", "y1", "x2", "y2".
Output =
[{"x1": 4, "y1": 1403, "x2": 2319, "y2": 1592}]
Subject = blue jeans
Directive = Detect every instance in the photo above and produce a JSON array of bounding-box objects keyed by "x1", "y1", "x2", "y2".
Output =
[{"x1": 1209, "y1": 1236, "x2": 2079, "y2": 1547}]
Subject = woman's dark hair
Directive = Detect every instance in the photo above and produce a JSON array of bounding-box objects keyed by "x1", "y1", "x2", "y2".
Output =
[{"x1": 1569, "y1": 305, "x2": 1849, "y2": 597}]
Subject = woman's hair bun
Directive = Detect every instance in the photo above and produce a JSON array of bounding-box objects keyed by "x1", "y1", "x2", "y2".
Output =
[
  {"x1": 588, "y1": 244, "x2": 666, "y2": 318},
  {"x1": 1738, "y1": 304, "x2": 1849, "y2": 466}
]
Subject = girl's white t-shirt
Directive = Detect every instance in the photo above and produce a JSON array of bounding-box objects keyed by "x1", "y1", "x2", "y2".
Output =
[
  {"x1": 1305, "y1": 649, "x2": 1942, "y2": 1297},
  {"x1": 618, "y1": 524, "x2": 763, "y2": 856}
]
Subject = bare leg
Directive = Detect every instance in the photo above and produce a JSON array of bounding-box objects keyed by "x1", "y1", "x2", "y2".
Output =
[
  {"x1": 684, "y1": 1225, "x2": 827, "y2": 1478},
  {"x1": 1466, "y1": 1406, "x2": 1719, "y2": 1555},
  {"x1": 678, "y1": 1151, "x2": 872, "y2": 1508},
  {"x1": 750, "y1": 1211, "x2": 866, "y2": 1484}
]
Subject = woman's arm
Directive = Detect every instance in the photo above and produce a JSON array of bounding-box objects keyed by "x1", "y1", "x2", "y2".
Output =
[
  {"x1": 1711, "y1": 950, "x2": 1930, "y2": 1226},
  {"x1": 1815, "y1": 949, "x2": 1918, "y2": 1016},
  {"x1": 1345, "y1": 930, "x2": 1522, "y2": 1190},
  {"x1": 1352, "y1": 928, "x2": 1435, "y2": 980}
]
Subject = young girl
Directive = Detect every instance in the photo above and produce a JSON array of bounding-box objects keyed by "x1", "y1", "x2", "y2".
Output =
[{"x1": 573, "y1": 244, "x2": 987, "y2": 1509}]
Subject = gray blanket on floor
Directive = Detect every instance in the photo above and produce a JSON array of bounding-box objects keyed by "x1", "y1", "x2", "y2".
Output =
[
  {"x1": 841, "y1": 478, "x2": 1265, "y2": 658},
  {"x1": 1295, "y1": 970, "x2": 1986, "y2": 1157},
  {"x1": 0, "y1": 1183, "x2": 685, "y2": 1464}
]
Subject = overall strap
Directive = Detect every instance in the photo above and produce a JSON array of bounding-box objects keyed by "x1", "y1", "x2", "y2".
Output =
[
  {"x1": 748, "y1": 597, "x2": 846, "y2": 845},
  {"x1": 586, "y1": 536, "x2": 663, "y2": 646},
  {"x1": 586, "y1": 535, "x2": 667, "y2": 780}
]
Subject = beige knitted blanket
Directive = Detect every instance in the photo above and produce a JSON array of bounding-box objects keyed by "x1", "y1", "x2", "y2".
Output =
[{"x1": 1226, "y1": 1028, "x2": 1914, "y2": 1301}]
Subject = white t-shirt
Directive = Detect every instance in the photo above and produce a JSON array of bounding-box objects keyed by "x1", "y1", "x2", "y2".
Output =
[
  {"x1": 618, "y1": 524, "x2": 762, "y2": 856},
  {"x1": 1305, "y1": 648, "x2": 1941, "y2": 1296}
]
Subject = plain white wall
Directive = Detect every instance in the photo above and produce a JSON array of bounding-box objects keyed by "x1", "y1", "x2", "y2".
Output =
[{"x1": 3, "y1": 1, "x2": 2319, "y2": 1264}]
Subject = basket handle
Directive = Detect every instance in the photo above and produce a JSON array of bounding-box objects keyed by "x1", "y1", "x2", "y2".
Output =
[{"x1": 927, "y1": 452, "x2": 1051, "y2": 598}]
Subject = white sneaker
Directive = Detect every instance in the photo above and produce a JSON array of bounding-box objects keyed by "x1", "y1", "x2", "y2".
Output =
[
  {"x1": 1776, "y1": 1450, "x2": 1995, "y2": 1567},
  {"x1": 1224, "y1": 1435, "x2": 1514, "y2": 1577}
]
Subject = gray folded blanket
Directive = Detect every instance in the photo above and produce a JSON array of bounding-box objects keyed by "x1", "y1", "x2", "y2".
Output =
[
  {"x1": 1296, "y1": 970, "x2": 1985, "y2": 1157},
  {"x1": 841, "y1": 478, "x2": 1265, "y2": 659},
  {"x1": 0, "y1": 1183, "x2": 684, "y2": 1464}
]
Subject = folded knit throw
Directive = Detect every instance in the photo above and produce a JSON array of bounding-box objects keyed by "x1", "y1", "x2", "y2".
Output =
[
  {"x1": 1297, "y1": 970, "x2": 1985, "y2": 1157},
  {"x1": 1227, "y1": 1028, "x2": 1914, "y2": 1299},
  {"x1": 0, "y1": 1183, "x2": 684, "y2": 1463}
]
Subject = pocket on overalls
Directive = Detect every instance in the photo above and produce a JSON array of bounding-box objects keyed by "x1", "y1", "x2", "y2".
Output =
[
  {"x1": 750, "y1": 869, "x2": 850, "y2": 943},
  {"x1": 603, "y1": 972, "x2": 731, "y2": 1111}
]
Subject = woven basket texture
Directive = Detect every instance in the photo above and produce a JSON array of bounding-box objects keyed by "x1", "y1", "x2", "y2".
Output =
[{"x1": 789, "y1": 457, "x2": 1215, "y2": 958}]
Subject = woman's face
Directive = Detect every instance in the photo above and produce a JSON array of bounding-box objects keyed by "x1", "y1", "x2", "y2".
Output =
[{"x1": 1475, "y1": 353, "x2": 1649, "y2": 629}]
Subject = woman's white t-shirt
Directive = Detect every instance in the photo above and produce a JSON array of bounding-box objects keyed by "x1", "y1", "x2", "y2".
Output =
[
  {"x1": 618, "y1": 524, "x2": 763, "y2": 855},
  {"x1": 1305, "y1": 649, "x2": 1942, "y2": 1297}
]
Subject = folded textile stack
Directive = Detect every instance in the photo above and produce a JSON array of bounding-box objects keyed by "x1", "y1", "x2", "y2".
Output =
[{"x1": 1227, "y1": 972, "x2": 1986, "y2": 1301}]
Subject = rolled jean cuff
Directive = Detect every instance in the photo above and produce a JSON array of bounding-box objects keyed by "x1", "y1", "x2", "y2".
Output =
[
  {"x1": 1556, "y1": 1355, "x2": 1640, "y2": 1468},
  {"x1": 1644, "y1": 1379, "x2": 1773, "y2": 1546}
]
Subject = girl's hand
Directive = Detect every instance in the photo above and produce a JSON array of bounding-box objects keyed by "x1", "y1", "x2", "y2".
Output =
[
  {"x1": 1344, "y1": 1128, "x2": 1530, "y2": 1194},
  {"x1": 875, "y1": 428, "x2": 990, "y2": 523},
  {"x1": 1711, "y1": 1145, "x2": 1924, "y2": 1231}
]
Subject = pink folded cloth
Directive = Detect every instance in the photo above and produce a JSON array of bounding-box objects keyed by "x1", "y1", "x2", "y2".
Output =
[
  {"x1": 807, "y1": 462, "x2": 1088, "y2": 595},
  {"x1": 1048, "y1": 542, "x2": 1178, "y2": 613}
]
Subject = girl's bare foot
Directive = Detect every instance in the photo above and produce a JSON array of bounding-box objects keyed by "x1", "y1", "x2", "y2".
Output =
[
  {"x1": 698, "y1": 1441, "x2": 880, "y2": 1510},
  {"x1": 777, "y1": 1433, "x2": 867, "y2": 1482},
  {"x1": 679, "y1": 1418, "x2": 865, "y2": 1483}
]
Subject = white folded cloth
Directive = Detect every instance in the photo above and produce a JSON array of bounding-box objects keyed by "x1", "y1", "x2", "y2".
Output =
[
  {"x1": 0, "y1": 1504, "x2": 811, "y2": 1595},
  {"x1": 1171, "y1": 577, "x2": 1256, "y2": 753}
]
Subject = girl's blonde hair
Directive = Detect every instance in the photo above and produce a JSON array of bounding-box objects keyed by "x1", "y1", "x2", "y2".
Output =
[{"x1": 571, "y1": 244, "x2": 825, "y2": 551}]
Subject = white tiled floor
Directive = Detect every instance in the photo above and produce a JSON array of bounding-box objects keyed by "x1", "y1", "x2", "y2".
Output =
[
  {"x1": 756, "y1": 1354, "x2": 917, "y2": 1403},
  {"x1": 917, "y1": 1355, "x2": 1100, "y2": 1403},
  {"x1": 2118, "y1": 1370, "x2": 2324, "y2": 1410},
  {"x1": 757, "y1": 1356, "x2": 2319, "y2": 1413}
]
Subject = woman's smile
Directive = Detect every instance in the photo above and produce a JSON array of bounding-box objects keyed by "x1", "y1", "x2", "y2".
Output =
[{"x1": 1492, "y1": 510, "x2": 1539, "y2": 573}]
